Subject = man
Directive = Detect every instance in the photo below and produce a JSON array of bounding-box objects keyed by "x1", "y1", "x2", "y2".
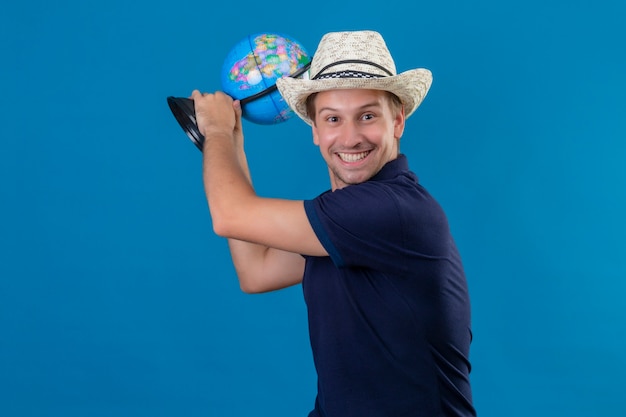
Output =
[{"x1": 191, "y1": 30, "x2": 476, "y2": 417}]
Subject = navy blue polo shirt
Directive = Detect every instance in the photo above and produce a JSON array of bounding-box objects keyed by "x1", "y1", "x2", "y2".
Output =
[{"x1": 303, "y1": 155, "x2": 475, "y2": 417}]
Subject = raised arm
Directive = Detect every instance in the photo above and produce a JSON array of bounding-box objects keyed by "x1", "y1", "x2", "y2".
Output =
[{"x1": 191, "y1": 90, "x2": 327, "y2": 293}]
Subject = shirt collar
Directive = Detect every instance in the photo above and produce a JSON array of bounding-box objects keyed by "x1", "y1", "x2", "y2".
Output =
[{"x1": 370, "y1": 154, "x2": 411, "y2": 182}]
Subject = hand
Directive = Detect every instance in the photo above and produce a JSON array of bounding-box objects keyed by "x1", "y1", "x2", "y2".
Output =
[{"x1": 190, "y1": 90, "x2": 242, "y2": 142}]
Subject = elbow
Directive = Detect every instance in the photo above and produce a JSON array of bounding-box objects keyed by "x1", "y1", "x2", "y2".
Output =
[
  {"x1": 238, "y1": 279, "x2": 267, "y2": 294},
  {"x1": 208, "y1": 201, "x2": 245, "y2": 239},
  {"x1": 235, "y1": 267, "x2": 271, "y2": 294},
  {"x1": 210, "y1": 206, "x2": 236, "y2": 238},
  {"x1": 211, "y1": 218, "x2": 230, "y2": 238}
]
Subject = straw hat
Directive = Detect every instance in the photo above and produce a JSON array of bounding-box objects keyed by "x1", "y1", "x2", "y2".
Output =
[{"x1": 276, "y1": 30, "x2": 433, "y2": 126}]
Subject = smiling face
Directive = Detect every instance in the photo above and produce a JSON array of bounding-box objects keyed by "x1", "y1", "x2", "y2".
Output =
[{"x1": 309, "y1": 89, "x2": 405, "y2": 190}]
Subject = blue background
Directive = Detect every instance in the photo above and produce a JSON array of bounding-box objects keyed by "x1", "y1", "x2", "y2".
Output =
[{"x1": 1, "y1": 1, "x2": 625, "y2": 416}]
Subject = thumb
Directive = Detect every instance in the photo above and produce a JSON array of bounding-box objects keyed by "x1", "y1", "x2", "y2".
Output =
[{"x1": 233, "y1": 100, "x2": 243, "y2": 132}]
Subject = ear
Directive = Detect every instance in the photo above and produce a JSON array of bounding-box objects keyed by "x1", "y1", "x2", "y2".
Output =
[{"x1": 393, "y1": 105, "x2": 406, "y2": 139}]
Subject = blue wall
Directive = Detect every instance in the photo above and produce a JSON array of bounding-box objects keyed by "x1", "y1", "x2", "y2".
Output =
[{"x1": 1, "y1": 1, "x2": 625, "y2": 416}]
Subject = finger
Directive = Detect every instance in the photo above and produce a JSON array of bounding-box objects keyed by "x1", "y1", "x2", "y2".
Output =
[
  {"x1": 233, "y1": 100, "x2": 243, "y2": 131},
  {"x1": 233, "y1": 100, "x2": 242, "y2": 118}
]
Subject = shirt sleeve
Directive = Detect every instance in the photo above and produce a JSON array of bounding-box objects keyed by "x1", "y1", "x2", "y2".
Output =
[{"x1": 304, "y1": 180, "x2": 450, "y2": 272}]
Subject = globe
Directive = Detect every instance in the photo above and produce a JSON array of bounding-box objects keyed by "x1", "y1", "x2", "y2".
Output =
[{"x1": 220, "y1": 32, "x2": 311, "y2": 125}]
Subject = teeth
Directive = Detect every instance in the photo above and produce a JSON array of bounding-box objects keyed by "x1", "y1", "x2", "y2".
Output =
[{"x1": 338, "y1": 151, "x2": 370, "y2": 162}]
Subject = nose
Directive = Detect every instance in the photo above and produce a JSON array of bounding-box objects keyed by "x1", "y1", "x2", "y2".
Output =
[{"x1": 339, "y1": 121, "x2": 363, "y2": 148}]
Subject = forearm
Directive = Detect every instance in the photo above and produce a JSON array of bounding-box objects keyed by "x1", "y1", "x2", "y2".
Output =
[
  {"x1": 202, "y1": 133, "x2": 255, "y2": 236},
  {"x1": 228, "y1": 238, "x2": 305, "y2": 293},
  {"x1": 227, "y1": 238, "x2": 270, "y2": 293}
]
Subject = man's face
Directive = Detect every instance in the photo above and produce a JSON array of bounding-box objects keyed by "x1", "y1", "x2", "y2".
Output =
[{"x1": 311, "y1": 89, "x2": 405, "y2": 190}]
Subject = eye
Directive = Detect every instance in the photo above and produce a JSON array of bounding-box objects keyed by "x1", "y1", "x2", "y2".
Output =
[
  {"x1": 325, "y1": 115, "x2": 339, "y2": 123},
  {"x1": 361, "y1": 113, "x2": 375, "y2": 121}
]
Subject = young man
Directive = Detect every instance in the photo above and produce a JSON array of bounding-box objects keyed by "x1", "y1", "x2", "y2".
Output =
[{"x1": 190, "y1": 30, "x2": 476, "y2": 417}]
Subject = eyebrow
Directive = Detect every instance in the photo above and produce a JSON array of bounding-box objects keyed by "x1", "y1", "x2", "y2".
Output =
[{"x1": 317, "y1": 101, "x2": 383, "y2": 114}]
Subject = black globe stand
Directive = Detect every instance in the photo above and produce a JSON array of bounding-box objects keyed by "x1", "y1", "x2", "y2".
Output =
[{"x1": 167, "y1": 97, "x2": 204, "y2": 151}]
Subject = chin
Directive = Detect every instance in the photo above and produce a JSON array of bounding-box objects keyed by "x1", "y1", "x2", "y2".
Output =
[{"x1": 336, "y1": 171, "x2": 373, "y2": 187}]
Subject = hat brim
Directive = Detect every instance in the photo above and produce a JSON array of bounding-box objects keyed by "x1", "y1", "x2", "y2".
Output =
[{"x1": 277, "y1": 68, "x2": 432, "y2": 126}]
